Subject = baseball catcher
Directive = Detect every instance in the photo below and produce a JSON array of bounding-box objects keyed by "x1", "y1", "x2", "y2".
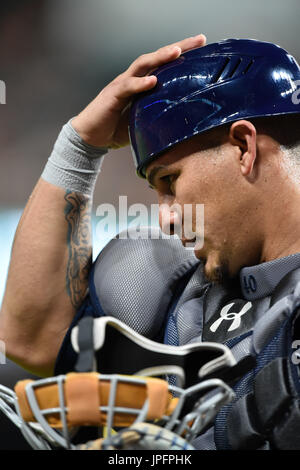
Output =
[{"x1": 1, "y1": 34, "x2": 300, "y2": 450}]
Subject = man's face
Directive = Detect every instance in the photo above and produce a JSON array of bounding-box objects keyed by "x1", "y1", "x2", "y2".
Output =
[{"x1": 145, "y1": 130, "x2": 262, "y2": 284}]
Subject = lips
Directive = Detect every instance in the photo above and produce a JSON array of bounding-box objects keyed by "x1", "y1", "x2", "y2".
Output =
[
  {"x1": 181, "y1": 237, "x2": 196, "y2": 247},
  {"x1": 193, "y1": 241, "x2": 207, "y2": 261}
]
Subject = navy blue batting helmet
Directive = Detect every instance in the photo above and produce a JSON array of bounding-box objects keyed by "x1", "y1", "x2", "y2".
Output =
[{"x1": 129, "y1": 38, "x2": 300, "y2": 178}]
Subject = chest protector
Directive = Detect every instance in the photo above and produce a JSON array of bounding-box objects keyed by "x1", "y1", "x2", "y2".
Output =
[{"x1": 55, "y1": 229, "x2": 300, "y2": 450}]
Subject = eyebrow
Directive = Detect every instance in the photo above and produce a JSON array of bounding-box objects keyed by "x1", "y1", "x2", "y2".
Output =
[{"x1": 146, "y1": 165, "x2": 169, "y2": 189}]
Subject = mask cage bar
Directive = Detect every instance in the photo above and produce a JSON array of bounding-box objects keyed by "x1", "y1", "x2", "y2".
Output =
[
  {"x1": 0, "y1": 384, "x2": 52, "y2": 450},
  {"x1": 16, "y1": 374, "x2": 155, "y2": 449},
  {"x1": 4, "y1": 372, "x2": 235, "y2": 450},
  {"x1": 15, "y1": 374, "x2": 234, "y2": 450}
]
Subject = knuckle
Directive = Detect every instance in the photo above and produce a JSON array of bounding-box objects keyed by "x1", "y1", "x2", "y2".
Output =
[
  {"x1": 156, "y1": 46, "x2": 166, "y2": 55},
  {"x1": 136, "y1": 53, "x2": 147, "y2": 63},
  {"x1": 113, "y1": 72, "x2": 124, "y2": 83},
  {"x1": 108, "y1": 79, "x2": 119, "y2": 92},
  {"x1": 111, "y1": 74, "x2": 126, "y2": 90}
]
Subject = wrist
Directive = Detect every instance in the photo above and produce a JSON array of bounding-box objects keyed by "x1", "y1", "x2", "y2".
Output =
[
  {"x1": 41, "y1": 119, "x2": 108, "y2": 196},
  {"x1": 71, "y1": 116, "x2": 107, "y2": 149}
]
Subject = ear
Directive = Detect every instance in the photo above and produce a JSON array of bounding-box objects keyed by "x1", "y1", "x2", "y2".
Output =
[{"x1": 229, "y1": 120, "x2": 257, "y2": 176}]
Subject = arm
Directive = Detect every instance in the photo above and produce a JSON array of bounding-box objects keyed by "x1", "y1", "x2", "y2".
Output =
[
  {"x1": 0, "y1": 180, "x2": 92, "y2": 377},
  {"x1": 0, "y1": 35, "x2": 206, "y2": 377}
]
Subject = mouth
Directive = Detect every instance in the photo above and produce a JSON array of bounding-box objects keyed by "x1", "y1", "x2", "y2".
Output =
[
  {"x1": 181, "y1": 237, "x2": 207, "y2": 262},
  {"x1": 181, "y1": 237, "x2": 196, "y2": 248},
  {"x1": 193, "y1": 243, "x2": 207, "y2": 262},
  {"x1": 181, "y1": 237, "x2": 196, "y2": 245}
]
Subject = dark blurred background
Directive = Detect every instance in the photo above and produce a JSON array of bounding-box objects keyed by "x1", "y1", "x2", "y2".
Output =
[{"x1": 0, "y1": 0, "x2": 299, "y2": 449}]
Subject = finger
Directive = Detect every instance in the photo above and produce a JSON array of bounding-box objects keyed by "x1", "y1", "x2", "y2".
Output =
[
  {"x1": 128, "y1": 46, "x2": 182, "y2": 77},
  {"x1": 114, "y1": 75, "x2": 158, "y2": 100},
  {"x1": 169, "y1": 33, "x2": 207, "y2": 53},
  {"x1": 128, "y1": 34, "x2": 206, "y2": 77}
]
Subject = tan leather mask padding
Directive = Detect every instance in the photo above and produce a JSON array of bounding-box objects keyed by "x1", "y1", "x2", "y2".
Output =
[
  {"x1": 65, "y1": 372, "x2": 102, "y2": 426},
  {"x1": 15, "y1": 379, "x2": 62, "y2": 427},
  {"x1": 14, "y1": 373, "x2": 175, "y2": 429},
  {"x1": 145, "y1": 377, "x2": 169, "y2": 420}
]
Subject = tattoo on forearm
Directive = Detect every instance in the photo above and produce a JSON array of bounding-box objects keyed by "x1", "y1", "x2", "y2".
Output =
[{"x1": 64, "y1": 190, "x2": 92, "y2": 309}]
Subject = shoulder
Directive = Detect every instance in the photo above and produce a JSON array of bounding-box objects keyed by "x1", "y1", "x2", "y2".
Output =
[
  {"x1": 90, "y1": 226, "x2": 199, "y2": 337},
  {"x1": 54, "y1": 227, "x2": 200, "y2": 374}
]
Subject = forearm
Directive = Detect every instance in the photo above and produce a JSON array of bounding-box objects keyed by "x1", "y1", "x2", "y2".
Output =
[
  {"x1": 3, "y1": 180, "x2": 91, "y2": 314},
  {"x1": 0, "y1": 122, "x2": 106, "y2": 375}
]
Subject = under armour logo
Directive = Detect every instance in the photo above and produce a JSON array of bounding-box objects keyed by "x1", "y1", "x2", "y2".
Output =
[{"x1": 210, "y1": 302, "x2": 252, "y2": 333}]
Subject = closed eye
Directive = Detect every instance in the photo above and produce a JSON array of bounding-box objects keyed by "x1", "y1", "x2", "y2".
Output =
[
  {"x1": 147, "y1": 176, "x2": 172, "y2": 190},
  {"x1": 160, "y1": 175, "x2": 172, "y2": 184},
  {"x1": 159, "y1": 174, "x2": 177, "y2": 194}
]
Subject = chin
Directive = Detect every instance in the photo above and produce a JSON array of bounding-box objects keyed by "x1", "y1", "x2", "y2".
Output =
[
  {"x1": 193, "y1": 245, "x2": 206, "y2": 260},
  {"x1": 206, "y1": 265, "x2": 229, "y2": 284},
  {"x1": 203, "y1": 256, "x2": 232, "y2": 287},
  {"x1": 194, "y1": 243, "x2": 235, "y2": 286}
]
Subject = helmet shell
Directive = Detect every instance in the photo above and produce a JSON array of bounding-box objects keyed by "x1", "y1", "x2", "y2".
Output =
[{"x1": 129, "y1": 38, "x2": 300, "y2": 178}]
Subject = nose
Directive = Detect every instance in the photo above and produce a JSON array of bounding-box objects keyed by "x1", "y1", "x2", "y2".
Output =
[{"x1": 159, "y1": 202, "x2": 181, "y2": 236}]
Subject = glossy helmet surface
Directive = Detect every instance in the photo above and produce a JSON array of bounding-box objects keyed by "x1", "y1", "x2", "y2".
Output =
[{"x1": 129, "y1": 38, "x2": 300, "y2": 178}]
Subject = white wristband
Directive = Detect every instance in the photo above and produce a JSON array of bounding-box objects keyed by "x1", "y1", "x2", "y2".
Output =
[{"x1": 41, "y1": 119, "x2": 108, "y2": 196}]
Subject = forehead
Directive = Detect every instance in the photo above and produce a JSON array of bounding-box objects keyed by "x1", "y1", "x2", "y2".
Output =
[
  {"x1": 145, "y1": 129, "x2": 223, "y2": 180},
  {"x1": 145, "y1": 136, "x2": 203, "y2": 178}
]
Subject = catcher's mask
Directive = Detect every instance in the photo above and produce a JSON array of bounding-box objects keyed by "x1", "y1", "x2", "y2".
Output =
[
  {"x1": 0, "y1": 316, "x2": 250, "y2": 450},
  {"x1": 10, "y1": 371, "x2": 234, "y2": 450}
]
